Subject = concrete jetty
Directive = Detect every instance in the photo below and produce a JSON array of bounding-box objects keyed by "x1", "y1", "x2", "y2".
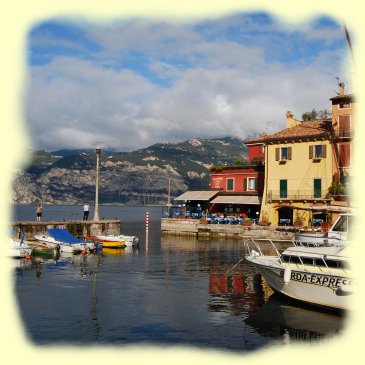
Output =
[
  {"x1": 11, "y1": 219, "x2": 120, "y2": 241},
  {"x1": 161, "y1": 218, "x2": 295, "y2": 240}
]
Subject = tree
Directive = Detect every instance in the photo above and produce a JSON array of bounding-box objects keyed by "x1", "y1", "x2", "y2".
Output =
[
  {"x1": 302, "y1": 109, "x2": 331, "y2": 121},
  {"x1": 302, "y1": 109, "x2": 318, "y2": 121},
  {"x1": 233, "y1": 155, "x2": 245, "y2": 165}
]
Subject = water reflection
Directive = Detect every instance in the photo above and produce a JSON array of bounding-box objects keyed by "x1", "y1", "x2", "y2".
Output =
[
  {"x1": 245, "y1": 292, "x2": 346, "y2": 344},
  {"x1": 161, "y1": 234, "x2": 346, "y2": 344}
]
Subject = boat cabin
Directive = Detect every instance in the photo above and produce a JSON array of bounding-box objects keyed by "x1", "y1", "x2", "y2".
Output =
[{"x1": 280, "y1": 246, "x2": 349, "y2": 269}]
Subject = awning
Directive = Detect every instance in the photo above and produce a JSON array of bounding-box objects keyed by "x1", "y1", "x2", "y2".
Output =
[
  {"x1": 210, "y1": 195, "x2": 261, "y2": 205},
  {"x1": 174, "y1": 190, "x2": 220, "y2": 201},
  {"x1": 295, "y1": 205, "x2": 354, "y2": 213}
]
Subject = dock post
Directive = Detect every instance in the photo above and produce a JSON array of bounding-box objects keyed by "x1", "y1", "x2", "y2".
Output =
[
  {"x1": 146, "y1": 211, "x2": 149, "y2": 252},
  {"x1": 93, "y1": 147, "x2": 101, "y2": 221}
]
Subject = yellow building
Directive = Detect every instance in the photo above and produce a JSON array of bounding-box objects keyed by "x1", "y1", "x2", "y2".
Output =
[{"x1": 247, "y1": 112, "x2": 333, "y2": 227}]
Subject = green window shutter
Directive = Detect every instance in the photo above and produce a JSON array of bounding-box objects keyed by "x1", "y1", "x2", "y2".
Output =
[
  {"x1": 244, "y1": 178, "x2": 247, "y2": 191},
  {"x1": 280, "y1": 179, "x2": 287, "y2": 198},
  {"x1": 323, "y1": 144, "x2": 327, "y2": 158},
  {"x1": 275, "y1": 147, "x2": 279, "y2": 161},
  {"x1": 309, "y1": 145, "x2": 313, "y2": 159}
]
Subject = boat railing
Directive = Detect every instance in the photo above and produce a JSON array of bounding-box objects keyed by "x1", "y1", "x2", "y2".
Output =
[
  {"x1": 244, "y1": 238, "x2": 348, "y2": 274},
  {"x1": 244, "y1": 238, "x2": 295, "y2": 265}
]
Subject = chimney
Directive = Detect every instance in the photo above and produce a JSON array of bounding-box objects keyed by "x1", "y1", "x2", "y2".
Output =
[
  {"x1": 286, "y1": 111, "x2": 301, "y2": 128},
  {"x1": 339, "y1": 82, "x2": 345, "y2": 96}
]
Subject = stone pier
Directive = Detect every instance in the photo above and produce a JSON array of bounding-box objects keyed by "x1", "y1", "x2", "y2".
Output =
[
  {"x1": 161, "y1": 218, "x2": 295, "y2": 240},
  {"x1": 11, "y1": 219, "x2": 121, "y2": 240}
]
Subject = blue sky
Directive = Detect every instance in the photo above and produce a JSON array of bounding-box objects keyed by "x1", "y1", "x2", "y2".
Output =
[{"x1": 25, "y1": 12, "x2": 352, "y2": 151}]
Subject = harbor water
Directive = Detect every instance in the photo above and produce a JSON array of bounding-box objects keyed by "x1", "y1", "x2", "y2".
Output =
[{"x1": 12, "y1": 205, "x2": 346, "y2": 351}]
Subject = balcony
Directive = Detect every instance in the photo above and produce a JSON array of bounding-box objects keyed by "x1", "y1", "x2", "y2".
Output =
[
  {"x1": 267, "y1": 190, "x2": 331, "y2": 201},
  {"x1": 332, "y1": 129, "x2": 354, "y2": 139}
]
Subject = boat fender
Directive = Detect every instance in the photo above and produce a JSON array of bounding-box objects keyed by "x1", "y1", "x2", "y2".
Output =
[{"x1": 284, "y1": 267, "x2": 291, "y2": 284}]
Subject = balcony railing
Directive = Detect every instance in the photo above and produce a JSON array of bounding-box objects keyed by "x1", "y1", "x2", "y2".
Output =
[
  {"x1": 332, "y1": 129, "x2": 354, "y2": 138},
  {"x1": 267, "y1": 190, "x2": 331, "y2": 201}
]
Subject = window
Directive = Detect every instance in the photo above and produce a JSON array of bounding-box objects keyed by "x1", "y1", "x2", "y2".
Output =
[
  {"x1": 302, "y1": 258, "x2": 314, "y2": 266},
  {"x1": 281, "y1": 147, "x2": 288, "y2": 160},
  {"x1": 315, "y1": 145, "x2": 323, "y2": 158},
  {"x1": 280, "y1": 179, "x2": 287, "y2": 199},
  {"x1": 339, "y1": 102, "x2": 351, "y2": 109},
  {"x1": 226, "y1": 178, "x2": 234, "y2": 191},
  {"x1": 244, "y1": 177, "x2": 256, "y2": 191},
  {"x1": 309, "y1": 144, "x2": 326, "y2": 159},
  {"x1": 275, "y1": 147, "x2": 292, "y2": 161},
  {"x1": 338, "y1": 115, "x2": 351, "y2": 137}
]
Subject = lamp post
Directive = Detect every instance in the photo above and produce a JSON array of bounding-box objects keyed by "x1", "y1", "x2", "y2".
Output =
[{"x1": 93, "y1": 148, "x2": 101, "y2": 221}]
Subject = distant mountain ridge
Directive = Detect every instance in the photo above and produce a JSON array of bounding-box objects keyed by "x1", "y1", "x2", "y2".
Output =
[{"x1": 12, "y1": 136, "x2": 247, "y2": 205}]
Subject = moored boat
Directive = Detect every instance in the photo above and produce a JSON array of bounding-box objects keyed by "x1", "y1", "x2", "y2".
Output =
[
  {"x1": 34, "y1": 228, "x2": 95, "y2": 254},
  {"x1": 28, "y1": 241, "x2": 55, "y2": 257},
  {"x1": 295, "y1": 213, "x2": 353, "y2": 247},
  {"x1": 244, "y1": 238, "x2": 352, "y2": 311},
  {"x1": 10, "y1": 237, "x2": 33, "y2": 258},
  {"x1": 85, "y1": 235, "x2": 126, "y2": 249},
  {"x1": 86, "y1": 233, "x2": 139, "y2": 247}
]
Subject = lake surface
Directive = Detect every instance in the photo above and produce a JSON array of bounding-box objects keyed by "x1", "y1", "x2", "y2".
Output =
[{"x1": 12, "y1": 205, "x2": 346, "y2": 351}]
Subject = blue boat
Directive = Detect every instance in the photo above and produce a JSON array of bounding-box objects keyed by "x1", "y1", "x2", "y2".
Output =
[{"x1": 34, "y1": 228, "x2": 95, "y2": 254}]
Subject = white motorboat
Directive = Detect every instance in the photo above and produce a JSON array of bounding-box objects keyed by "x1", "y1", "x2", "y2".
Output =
[
  {"x1": 295, "y1": 213, "x2": 353, "y2": 247},
  {"x1": 10, "y1": 237, "x2": 33, "y2": 258},
  {"x1": 34, "y1": 228, "x2": 95, "y2": 254},
  {"x1": 95, "y1": 233, "x2": 139, "y2": 247},
  {"x1": 244, "y1": 238, "x2": 352, "y2": 311}
]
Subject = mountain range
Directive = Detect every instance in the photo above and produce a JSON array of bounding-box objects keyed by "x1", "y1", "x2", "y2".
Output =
[{"x1": 12, "y1": 136, "x2": 247, "y2": 205}]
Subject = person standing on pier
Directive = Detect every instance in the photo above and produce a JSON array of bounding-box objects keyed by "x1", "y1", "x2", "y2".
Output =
[
  {"x1": 83, "y1": 203, "x2": 90, "y2": 221},
  {"x1": 36, "y1": 201, "x2": 43, "y2": 222}
]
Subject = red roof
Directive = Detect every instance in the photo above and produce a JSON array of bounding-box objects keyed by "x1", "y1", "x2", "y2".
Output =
[{"x1": 245, "y1": 119, "x2": 332, "y2": 144}]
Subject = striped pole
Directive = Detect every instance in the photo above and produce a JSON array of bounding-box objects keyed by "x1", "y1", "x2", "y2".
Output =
[{"x1": 145, "y1": 211, "x2": 149, "y2": 252}]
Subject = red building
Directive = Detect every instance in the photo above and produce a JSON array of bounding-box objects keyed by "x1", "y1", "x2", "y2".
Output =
[
  {"x1": 174, "y1": 143, "x2": 265, "y2": 219},
  {"x1": 208, "y1": 143, "x2": 264, "y2": 218},
  {"x1": 247, "y1": 142, "x2": 265, "y2": 165},
  {"x1": 210, "y1": 166, "x2": 264, "y2": 194}
]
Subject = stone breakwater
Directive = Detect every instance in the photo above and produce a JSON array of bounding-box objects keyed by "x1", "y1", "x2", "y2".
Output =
[
  {"x1": 161, "y1": 218, "x2": 295, "y2": 240},
  {"x1": 11, "y1": 219, "x2": 121, "y2": 240}
]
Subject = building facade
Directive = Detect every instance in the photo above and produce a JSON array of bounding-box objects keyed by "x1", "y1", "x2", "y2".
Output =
[
  {"x1": 330, "y1": 82, "x2": 354, "y2": 190},
  {"x1": 209, "y1": 165, "x2": 263, "y2": 219},
  {"x1": 248, "y1": 112, "x2": 333, "y2": 226}
]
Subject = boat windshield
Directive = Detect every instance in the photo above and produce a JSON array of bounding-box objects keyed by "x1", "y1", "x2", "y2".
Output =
[{"x1": 331, "y1": 215, "x2": 350, "y2": 233}]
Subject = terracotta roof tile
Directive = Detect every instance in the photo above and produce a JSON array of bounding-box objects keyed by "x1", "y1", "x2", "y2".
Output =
[{"x1": 245, "y1": 120, "x2": 332, "y2": 144}]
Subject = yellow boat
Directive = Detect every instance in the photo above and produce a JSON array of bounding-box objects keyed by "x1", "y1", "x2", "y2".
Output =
[
  {"x1": 85, "y1": 236, "x2": 126, "y2": 249},
  {"x1": 101, "y1": 240, "x2": 126, "y2": 249},
  {"x1": 102, "y1": 247, "x2": 125, "y2": 255}
]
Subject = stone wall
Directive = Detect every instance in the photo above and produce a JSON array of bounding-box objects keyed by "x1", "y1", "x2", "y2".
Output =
[{"x1": 161, "y1": 218, "x2": 295, "y2": 240}]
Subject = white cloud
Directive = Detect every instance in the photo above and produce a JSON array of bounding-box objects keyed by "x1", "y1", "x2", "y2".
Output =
[{"x1": 25, "y1": 16, "x2": 349, "y2": 152}]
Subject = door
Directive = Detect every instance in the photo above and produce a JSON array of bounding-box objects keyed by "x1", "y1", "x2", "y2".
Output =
[
  {"x1": 314, "y1": 179, "x2": 322, "y2": 198},
  {"x1": 280, "y1": 180, "x2": 287, "y2": 199}
]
